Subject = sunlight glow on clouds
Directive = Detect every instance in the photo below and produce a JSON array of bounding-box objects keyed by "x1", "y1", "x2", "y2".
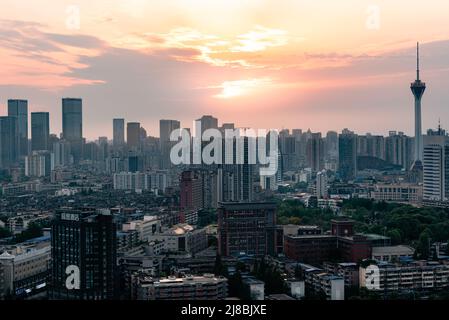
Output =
[{"x1": 231, "y1": 26, "x2": 289, "y2": 53}]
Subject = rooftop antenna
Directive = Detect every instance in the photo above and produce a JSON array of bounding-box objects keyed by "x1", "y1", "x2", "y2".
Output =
[{"x1": 417, "y1": 42, "x2": 420, "y2": 81}]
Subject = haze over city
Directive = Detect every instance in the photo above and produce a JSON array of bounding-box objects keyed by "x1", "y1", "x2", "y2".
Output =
[{"x1": 1, "y1": 0, "x2": 449, "y2": 139}]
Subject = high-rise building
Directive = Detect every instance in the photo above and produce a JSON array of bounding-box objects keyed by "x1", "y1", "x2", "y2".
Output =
[
  {"x1": 217, "y1": 136, "x2": 256, "y2": 203},
  {"x1": 196, "y1": 115, "x2": 218, "y2": 136},
  {"x1": 316, "y1": 170, "x2": 328, "y2": 199},
  {"x1": 279, "y1": 131, "x2": 297, "y2": 171},
  {"x1": 411, "y1": 43, "x2": 426, "y2": 172},
  {"x1": 8, "y1": 99, "x2": 28, "y2": 157},
  {"x1": 385, "y1": 131, "x2": 414, "y2": 171},
  {"x1": 51, "y1": 208, "x2": 117, "y2": 300},
  {"x1": 159, "y1": 119, "x2": 180, "y2": 168},
  {"x1": 306, "y1": 132, "x2": 324, "y2": 173},
  {"x1": 180, "y1": 170, "x2": 203, "y2": 211},
  {"x1": 62, "y1": 98, "x2": 83, "y2": 162},
  {"x1": 25, "y1": 150, "x2": 52, "y2": 177},
  {"x1": 113, "y1": 118, "x2": 125, "y2": 147},
  {"x1": 31, "y1": 112, "x2": 50, "y2": 151},
  {"x1": 325, "y1": 131, "x2": 338, "y2": 160},
  {"x1": 423, "y1": 127, "x2": 449, "y2": 201},
  {"x1": 0, "y1": 116, "x2": 18, "y2": 169},
  {"x1": 62, "y1": 98, "x2": 82, "y2": 141},
  {"x1": 127, "y1": 122, "x2": 140, "y2": 150},
  {"x1": 217, "y1": 202, "x2": 277, "y2": 257},
  {"x1": 52, "y1": 140, "x2": 72, "y2": 167},
  {"x1": 338, "y1": 129, "x2": 357, "y2": 182}
]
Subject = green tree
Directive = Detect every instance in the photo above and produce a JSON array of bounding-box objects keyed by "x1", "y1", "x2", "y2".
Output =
[
  {"x1": 387, "y1": 229, "x2": 402, "y2": 245},
  {"x1": 213, "y1": 254, "x2": 227, "y2": 277},
  {"x1": 228, "y1": 271, "x2": 244, "y2": 298},
  {"x1": 0, "y1": 226, "x2": 12, "y2": 239},
  {"x1": 417, "y1": 229, "x2": 432, "y2": 259}
]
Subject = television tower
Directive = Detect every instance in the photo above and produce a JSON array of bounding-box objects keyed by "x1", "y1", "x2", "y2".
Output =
[{"x1": 410, "y1": 42, "x2": 426, "y2": 171}]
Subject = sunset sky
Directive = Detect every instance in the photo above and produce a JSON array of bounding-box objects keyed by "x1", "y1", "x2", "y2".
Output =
[{"x1": 1, "y1": 0, "x2": 449, "y2": 139}]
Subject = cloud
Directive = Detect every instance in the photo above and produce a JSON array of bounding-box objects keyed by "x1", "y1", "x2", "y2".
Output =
[
  {"x1": 43, "y1": 33, "x2": 106, "y2": 49},
  {"x1": 231, "y1": 26, "x2": 289, "y2": 53},
  {"x1": 138, "y1": 26, "x2": 293, "y2": 68},
  {"x1": 0, "y1": 19, "x2": 106, "y2": 88}
]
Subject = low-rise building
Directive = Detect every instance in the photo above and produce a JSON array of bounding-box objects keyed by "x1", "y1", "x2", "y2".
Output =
[
  {"x1": 242, "y1": 277, "x2": 265, "y2": 300},
  {"x1": 371, "y1": 183, "x2": 423, "y2": 203},
  {"x1": 372, "y1": 245, "x2": 415, "y2": 262},
  {"x1": 122, "y1": 215, "x2": 161, "y2": 242},
  {"x1": 132, "y1": 272, "x2": 228, "y2": 300},
  {"x1": 360, "y1": 260, "x2": 449, "y2": 293},
  {"x1": 302, "y1": 266, "x2": 345, "y2": 300},
  {"x1": 0, "y1": 246, "x2": 51, "y2": 298},
  {"x1": 324, "y1": 262, "x2": 359, "y2": 287},
  {"x1": 148, "y1": 224, "x2": 208, "y2": 255}
]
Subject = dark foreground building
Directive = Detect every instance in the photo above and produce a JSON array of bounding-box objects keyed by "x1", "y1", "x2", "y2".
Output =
[
  {"x1": 218, "y1": 202, "x2": 277, "y2": 257},
  {"x1": 51, "y1": 208, "x2": 117, "y2": 300}
]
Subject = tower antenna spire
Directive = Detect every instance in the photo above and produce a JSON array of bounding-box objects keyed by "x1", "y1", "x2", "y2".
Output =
[{"x1": 417, "y1": 42, "x2": 420, "y2": 81}]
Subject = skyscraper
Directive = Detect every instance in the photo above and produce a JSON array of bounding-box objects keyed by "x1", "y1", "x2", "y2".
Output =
[
  {"x1": 196, "y1": 115, "x2": 218, "y2": 136},
  {"x1": 62, "y1": 98, "x2": 82, "y2": 141},
  {"x1": 338, "y1": 129, "x2": 357, "y2": 182},
  {"x1": 62, "y1": 98, "x2": 83, "y2": 162},
  {"x1": 51, "y1": 208, "x2": 117, "y2": 300},
  {"x1": 31, "y1": 112, "x2": 50, "y2": 151},
  {"x1": 159, "y1": 119, "x2": 180, "y2": 168},
  {"x1": 126, "y1": 122, "x2": 140, "y2": 150},
  {"x1": 113, "y1": 118, "x2": 125, "y2": 147},
  {"x1": 0, "y1": 117, "x2": 18, "y2": 169},
  {"x1": 8, "y1": 99, "x2": 28, "y2": 157},
  {"x1": 423, "y1": 126, "x2": 449, "y2": 201},
  {"x1": 306, "y1": 132, "x2": 324, "y2": 173},
  {"x1": 411, "y1": 43, "x2": 426, "y2": 171}
]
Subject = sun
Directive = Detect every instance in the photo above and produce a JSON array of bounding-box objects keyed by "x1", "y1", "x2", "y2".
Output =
[
  {"x1": 218, "y1": 81, "x2": 245, "y2": 98},
  {"x1": 214, "y1": 78, "x2": 272, "y2": 99}
]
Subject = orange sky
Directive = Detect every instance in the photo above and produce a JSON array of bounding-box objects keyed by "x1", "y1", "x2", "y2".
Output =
[{"x1": 1, "y1": 0, "x2": 449, "y2": 139}]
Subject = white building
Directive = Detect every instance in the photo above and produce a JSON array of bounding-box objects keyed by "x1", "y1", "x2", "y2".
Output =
[
  {"x1": 147, "y1": 224, "x2": 208, "y2": 255},
  {"x1": 25, "y1": 151, "x2": 52, "y2": 177},
  {"x1": 0, "y1": 246, "x2": 51, "y2": 298},
  {"x1": 423, "y1": 131, "x2": 449, "y2": 201},
  {"x1": 122, "y1": 215, "x2": 161, "y2": 242},
  {"x1": 360, "y1": 260, "x2": 449, "y2": 292},
  {"x1": 316, "y1": 170, "x2": 328, "y2": 199},
  {"x1": 372, "y1": 245, "x2": 415, "y2": 262},
  {"x1": 113, "y1": 171, "x2": 170, "y2": 193},
  {"x1": 371, "y1": 183, "x2": 423, "y2": 203}
]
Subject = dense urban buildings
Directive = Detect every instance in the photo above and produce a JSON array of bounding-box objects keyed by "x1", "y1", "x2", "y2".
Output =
[{"x1": 1, "y1": 17, "x2": 449, "y2": 305}]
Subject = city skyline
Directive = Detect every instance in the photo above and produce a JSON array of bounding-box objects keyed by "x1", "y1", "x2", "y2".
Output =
[{"x1": 2, "y1": 1, "x2": 449, "y2": 139}]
